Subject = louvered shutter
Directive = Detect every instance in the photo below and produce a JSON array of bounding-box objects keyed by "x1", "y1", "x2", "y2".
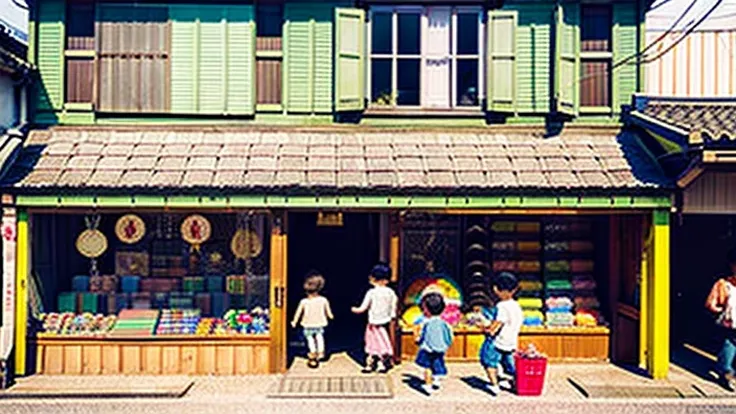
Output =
[
  {"x1": 555, "y1": 2, "x2": 579, "y2": 115},
  {"x1": 225, "y1": 6, "x2": 255, "y2": 115},
  {"x1": 285, "y1": 4, "x2": 314, "y2": 113},
  {"x1": 198, "y1": 6, "x2": 227, "y2": 114},
  {"x1": 334, "y1": 8, "x2": 365, "y2": 112},
  {"x1": 35, "y1": 0, "x2": 65, "y2": 122},
  {"x1": 486, "y1": 11, "x2": 517, "y2": 113},
  {"x1": 170, "y1": 5, "x2": 198, "y2": 113},
  {"x1": 613, "y1": 4, "x2": 638, "y2": 114}
]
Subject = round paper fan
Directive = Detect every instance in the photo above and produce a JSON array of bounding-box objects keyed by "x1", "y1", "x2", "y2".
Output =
[
  {"x1": 433, "y1": 278, "x2": 463, "y2": 302},
  {"x1": 403, "y1": 278, "x2": 435, "y2": 305},
  {"x1": 401, "y1": 305, "x2": 425, "y2": 326}
]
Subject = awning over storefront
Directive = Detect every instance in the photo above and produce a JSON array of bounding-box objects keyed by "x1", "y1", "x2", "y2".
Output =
[{"x1": 1, "y1": 126, "x2": 671, "y2": 209}]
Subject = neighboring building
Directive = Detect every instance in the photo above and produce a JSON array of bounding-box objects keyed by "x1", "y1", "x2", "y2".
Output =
[
  {"x1": 645, "y1": 0, "x2": 736, "y2": 97},
  {"x1": 1, "y1": 0, "x2": 674, "y2": 383}
]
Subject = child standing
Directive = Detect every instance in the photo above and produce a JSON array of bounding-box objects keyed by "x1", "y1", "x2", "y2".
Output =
[
  {"x1": 291, "y1": 271, "x2": 334, "y2": 368},
  {"x1": 415, "y1": 291, "x2": 454, "y2": 393},
  {"x1": 478, "y1": 272, "x2": 523, "y2": 395},
  {"x1": 351, "y1": 263, "x2": 398, "y2": 373}
]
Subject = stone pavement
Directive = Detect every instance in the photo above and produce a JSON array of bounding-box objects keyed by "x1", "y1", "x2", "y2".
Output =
[{"x1": 1, "y1": 358, "x2": 736, "y2": 414}]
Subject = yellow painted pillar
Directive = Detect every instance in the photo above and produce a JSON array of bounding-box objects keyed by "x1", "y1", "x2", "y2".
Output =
[
  {"x1": 269, "y1": 212, "x2": 288, "y2": 374},
  {"x1": 14, "y1": 210, "x2": 28, "y2": 376},
  {"x1": 639, "y1": 219, "x2": 652, "y2": 370},
  {"x1": 647, "y1": 210, "x2": 670, "y2": 379}
]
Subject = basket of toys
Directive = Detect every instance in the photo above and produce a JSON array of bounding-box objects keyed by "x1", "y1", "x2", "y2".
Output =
[{"x1": 514, "y1": 344, "x2": 547, "y2": 396}]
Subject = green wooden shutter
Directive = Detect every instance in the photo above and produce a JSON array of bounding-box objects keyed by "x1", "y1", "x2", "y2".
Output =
[
  {"x1": 555, "y1": 2, "x2": 579, "y2": 116},
  {"x1": 486, "y1": 10, "x2": 517, "y2": 113},
  {"x1": 313, "y1": 5, "x2": 334, "y2": 113},
  {"x1": 225, "y1": 6, "x2": 255, "y2": 115},
  {"x1": 285, "y1": 4, "x2": 313, "y2": 113},
  {"x1": 170, "y1": 6, "x2": 198, "y2": 113},
  {"x1": 334, "y1": 8, "x2": 365, "y2": 112},
  {"x1": 198, "y1": 6, "x2": 227, "y2": 114},
  {"x1": 285, "y1": 3, "x2": 335, "y2": 114},
  {"x1": 613, "y1": 4, "x2": 637, "y2": 114},
  {"x1": 36, "y1": 0, "x2": 65, "y2": 120}
]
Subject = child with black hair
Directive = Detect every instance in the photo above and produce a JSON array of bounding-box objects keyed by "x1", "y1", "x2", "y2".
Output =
[
  {"x1": 352, "y1": 263, "x2": 399, "y2": 373},
  {"x1": 415, "y1": 291, "x2": 454, "y2": 393},
  {"x1": 291, "y1": 271, "x2": 334, "y2": 368},
  {"x1": 477, "y1": 272, "x2": 523, "y2": 395}
]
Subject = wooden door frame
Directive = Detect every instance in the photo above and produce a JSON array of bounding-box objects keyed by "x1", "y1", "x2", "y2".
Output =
[{"x1": 269, "y1": 211, "x2": 288, "y2": 373}]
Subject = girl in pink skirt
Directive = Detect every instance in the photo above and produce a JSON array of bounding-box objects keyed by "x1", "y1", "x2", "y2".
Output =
[{"x1": 352, "y1": 263, "x2": 398, "y2": 373}]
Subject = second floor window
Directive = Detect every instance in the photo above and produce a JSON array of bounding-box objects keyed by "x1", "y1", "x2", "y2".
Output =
[
  {"x1": 368, "y1": 6, "x2": 484, "y2": 110},
  {"x1": 580, "y1": 5, "x2": 612, "y2": 110}
]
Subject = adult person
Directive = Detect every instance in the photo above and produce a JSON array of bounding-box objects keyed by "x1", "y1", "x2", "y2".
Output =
[{"x1": 706, "y1": 249, "x2": 736, "y2": 391}]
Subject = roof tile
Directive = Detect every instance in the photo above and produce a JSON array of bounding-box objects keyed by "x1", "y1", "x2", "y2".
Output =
[
  {"x1": 221, "y1": 144, "x2": 251, "y2": 157},
  {"x1": 541, "y1": 157, "x2": 571, "y2": 171},
  {"x1": 280, "y1": 144, "x2": 308, "y2": 157},
  {"x1": 217, "y1": 156, "x2": 247, "y2": 170},
  {"x1": 66, "y1": 155, "x2": 100, "y2": 170},
  {"x1": 187, "y1": 156, "x2": 217, "y2": 170},
  {"x1": 35, "y1": 155, "x2": 69, "y2": 170},
  {"x1": 245, "y1": 171, "x2": 275, "y2": 187},
  {"x1": 479, "y1": 145, "x2": 508, "y2": 157},
  {"x1": 119, "y1": 170, "x2": 153, "y2": 186},
  {"x1": 536, "y1": 143, "x2": 565, "y2": 157},
  {"x1": 340, "y1": 157, "x2": 367, "y2": 171},
  {"x1": 427, "y1": 171, "x2": 456, "y2": 187},
  {"x1": 132, "y1": 144, "x2": 162, "y2": 157},
  {"x1": 57, "y1": 169, "x2": 93, "y2": 187},
  {"x1": 278, "y1": 156, "x2": 307, "y2": 171},
  {"x1": 87, "y1": 170, "x2": 124, "y2": 187},
  {"x1": 109, "y1": 131, "x2": 142, "y2": 144},
  {"x1": 488, "y1": 171, "x2": 517, "y2": 187},
  {"x1": 126, "y1": 156, "x2": 157, "y2": 170},
  {"x1": 309, "y1": 145, "x2": 336, "y2": 157},
  {"x1": 249, "y1": 156, "x2": 277, "y2": 171},
  {"x1": 482, "y1": 156, "x2": 513, "y2": 171},
  {"x1": 150, "y1": 171, "x2": 183, "y2": 187},
  {"x1": 337, "y1": 171, "x2": 366, "y2": 188},
  {"x1": 425, "y1": 156, "x2": 453, "y2": 171},
  {"x1": 451, "y1": 145, "x2": 480, "y2": 157},
  {"x1": 601, "y1": 157, "x2": 632, "y2": 171},
  {"x1": 156, "y1": 157, "x2": 187, "y2": 171},
  {"x1": 250, "y1": 144, "x2": 280, "y2": 156},
  {"x1": 308, "y1": 171, "x2": 337, "y2": 187},
  {"x1": 570, "y1": 157, "x2": 603, "y2": 172},
  {"x1": 365, "y1": 145, "x2": 392, "y2": 158},
  {"x1": 161, "y1": 144, "x2": 193, "y2": 156},
  {"x1": 102, "y1": 143, "x2": 133, "y2": 156},
  {"x1": 45, "y1": 142, "x2": 76, "y2": 156},
  {"x1": 397, "y1": 171, "x2": 427, "y2": 187},
  {"x1": 20, "y1": 170, "x2": 62, "y2": 187},
  {"x1": 190, "y1": 144, "x2": 222, "y2": 157},
  {"x1": 517, "y1": 171, "x2": 548, "y2": 187},
  {"x1": 394, "y1": 144, "x2": 421, "y2": 157},
  {"x1": 338, "y1": 134, "x2": 363, "y2": 146},
  {"x1": 512, "y1": 157, "x2": 541, "y2": 172},
  {"x1": 609, "y1": 170, "x2": 638, "y2": 187},
  {"x1": 213, "y1": 170, "x2": 245, "y2": 187},
  {"x1": 546, "y1": 171, "x2": 579, "y2": 187},
  {"x1": 565, "y1": 143, "x2": 596, "y2": 158},
  {"x1": 454, "y1": 157, "x2": 482, "y2": 171},
  {"x1": 421, "y1": 144, "x2": 450, "y2": 157},
  {"x1": 366, "y1": 157, "x2": 393, "y2": 171},
  {"x1": 339, "y1": 146, "x2": 364, "y2": 157},
  {"x1": 74, "y1": 143, "x2": 104, "y2": 155},
  {"x1": 456, "y1": 171, "x2": 487, "y2": 186},
  {"x1": 97, "y1": 156, "x2": 130, "y2": 170},
  {"x1": 308, "y1": 156, "x2": 336, "y2": 171},
  {"x1": 274, "y1": 171, "x2": 306, "y2": 187},
  {"x1": 396, "y1": 156, "x2": 423, "y2": 171},
  {"x1": 181, "y1": 171, "x2": 214, "y2": 187},
  {"x1": 368, "y1": 171, "x2": 397, "y2": 187},
  {"x1": 507, "y1": 144, "x2": 535, "y2": 157},
  {"x1": 580, "y1": 171, "x2": 612, "y2": 187}
]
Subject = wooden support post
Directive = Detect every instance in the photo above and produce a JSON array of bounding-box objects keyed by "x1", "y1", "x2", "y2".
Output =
[
  {"x1": 389, "y1": 213, "x2": 401, "y2": 363},
  {"x1": 647, "y1": 210, "x2": 670, "y2": 379},
  {"x1": 269, "y1": 211, "x2": 288, "y2": 373},
  {"x1": 639, "y1": 215, "x2": 651, "y2": 370},
  {"x1": 14, "y1": 210, "x2": 28, "y2": 376}
]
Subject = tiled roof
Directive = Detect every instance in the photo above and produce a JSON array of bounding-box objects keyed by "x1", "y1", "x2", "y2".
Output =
[
  {"x1": 635, "y1": 97, "x2": 736, "y2": 143},
  {"x1": 2, "y1": 127, "x2": 667, "y2": 193}
]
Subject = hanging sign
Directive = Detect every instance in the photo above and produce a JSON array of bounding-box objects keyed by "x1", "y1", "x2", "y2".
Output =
[
  {"x1": 115, "y1": 214, "x2": 146, "y2": 244},
  {"x1": 181, "y1": 214, "x2": 211, "y2": 251},
  {"x1": 317, "y1": 212, "x2": 343, "y2": 227},
  {"x1": 1, "y1": 209, "x2": 16, "y2": 360},
  {"x1": 76, "y1": 229, "x2": 108, "y2": 258}
]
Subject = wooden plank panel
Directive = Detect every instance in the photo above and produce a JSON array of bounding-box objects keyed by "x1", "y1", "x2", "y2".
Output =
[
  {"x1": 401, "y1": 333, "x2": 418, "y2": 360},
  {"x1": 198, "y1": 346, "x2": 217, "y2": 375},
  {"x1": 257, "y1": 59, "x2": 282, "y2": 105},
  {"x1": 101, "y1": 345, "x2": 121, "y2": 374},
  {"x1": 254, "y1": 345, "x2": 270, "y2": 374},
  {"x1": 121, "y1": 345, "x2": 141, "y2": 374},
  {"x1": 181, "y1": 346, "x2": 198, "y2": 375},
  {"x1": 446, "y1": 334, "x2": 465, "y2": 360},
  {"x1": 465, "y1": 333, "x2": 485, "y2": 361},
  {"x1": 45, "y1": 345, "x2": 64, "y2": 375},
  {"x1": 162, "y1": 346, "x2": 181, "y2": 375},
  {"x1": 36, "y1": 345, "x2": 45, "y2": 374},
  {"x1": 234, "y1": 345, "x2": 253, "y2": 375},
  {"x1": 82, "y1": 345, "x2": 102, "y2": 374},
  {"x1": 142, "y1": 346, "x2": 162, "y2": 374},
  {"x1": 216, "y1": 346, "x2": 235, "y2": 375}
]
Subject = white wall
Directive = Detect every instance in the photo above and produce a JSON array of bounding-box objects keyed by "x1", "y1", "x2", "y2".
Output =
[{"x1": 645, "y1": 0, "x2": 736, "y2": 97}]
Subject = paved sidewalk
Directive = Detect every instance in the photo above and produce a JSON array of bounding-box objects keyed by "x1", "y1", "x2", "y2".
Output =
[{"x1": 1, "y1": 359, "x2": 735, "y2": 413}]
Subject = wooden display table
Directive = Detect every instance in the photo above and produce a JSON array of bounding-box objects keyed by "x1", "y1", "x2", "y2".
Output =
[
  {"x1": 401, "y1": 326, "x2": 610, "y2": 362},
  {"x1": 33, "y1": 334, "x2": 271, "y2": 375}
]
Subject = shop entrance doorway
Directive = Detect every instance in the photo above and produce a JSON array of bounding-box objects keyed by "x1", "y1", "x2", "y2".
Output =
[{"x1": 287, "y1": 212, "x2": 380, "y2": 367}]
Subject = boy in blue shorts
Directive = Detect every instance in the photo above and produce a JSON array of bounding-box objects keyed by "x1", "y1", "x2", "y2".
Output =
[
  {"x1": 415, "y1": 291, "x2": 454, "y2": 394},
  {"x1": 478, "y1": 272, "x2": 523, "y2": 395}
]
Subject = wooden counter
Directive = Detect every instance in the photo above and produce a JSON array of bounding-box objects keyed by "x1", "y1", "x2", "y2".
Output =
[
  {"x1": 32, "y1": 334, "x2": 271, "y2": 375},
  {"x1": 401, "y1": 326, "x2": 610, "y2": 362}
]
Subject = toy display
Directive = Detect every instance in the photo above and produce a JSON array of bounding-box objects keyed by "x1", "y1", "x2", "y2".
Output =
[
  {"x1": 108, "y1": 309, "x2": 159, "y2": 337},
  {"x1": 40, "y1": 312, "x2": 116, "y2": 336},
  {"x1": 156, "y1": 309, "x2": 201, "y2": 335}
]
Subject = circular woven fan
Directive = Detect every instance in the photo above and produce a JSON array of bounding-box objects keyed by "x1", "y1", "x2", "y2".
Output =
[
  {"x1": 115, "y1": 214, "x2": 146, "y2": 244},
  {"x1": 181, "y1": 215, "x2": 211, "y2": 245},
  {"x1": 76, "y1": 229, "x2": 108, "y2": 258},
  {"x1": 231, "y1": 229, "x2": 263, "y2": 259}
]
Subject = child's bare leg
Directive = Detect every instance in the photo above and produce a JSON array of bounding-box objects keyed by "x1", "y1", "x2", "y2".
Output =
[
  {"x1": 424, "y1": 368, "x2": 433, "y2": 385},
  {"x1": 485, "y1": 367, "x2": 499, "y2": 386}
]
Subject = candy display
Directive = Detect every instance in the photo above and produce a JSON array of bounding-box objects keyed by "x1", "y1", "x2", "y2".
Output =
[
  {"x1": 40, "y1": 312, "x2": 116, "y2": 336},
  {"x1": 156, "y1": 309, "x2": 201, "y2": 335},
  {"x1": 108, "y1": 309, "x2": 159, "y2": 337}
]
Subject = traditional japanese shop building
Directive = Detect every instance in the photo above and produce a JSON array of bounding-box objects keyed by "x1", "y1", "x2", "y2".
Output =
[{"x1": 0, "y1": 0, "x2": 674, "y2": 380}]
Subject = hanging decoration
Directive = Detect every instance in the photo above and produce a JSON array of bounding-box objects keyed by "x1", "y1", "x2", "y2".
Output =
[
  {"x1": 115, "y1": 214, "x2": 146, "y2": 244},
  {"x1": 76, "y1": 214, "x2": 107, "y2": 276},
  {"x1": 181, "y1": 214, "x2": 211, "y2": 251},
  {"x1": 232, "y1": 212, "x2": 262, "y2": 274}
]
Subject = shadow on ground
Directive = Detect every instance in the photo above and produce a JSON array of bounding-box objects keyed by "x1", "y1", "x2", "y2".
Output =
[{"x1": 401, "y1": 374, "x2": 430, "y2": 397}]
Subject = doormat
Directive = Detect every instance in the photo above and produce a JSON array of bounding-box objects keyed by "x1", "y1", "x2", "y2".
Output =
[
  {"x1": 568, "y1": 378, "x2": 684, "y2": 399},
  {"x1": 269, "y1": 376, "x2": 393, "y2": 399},
  {"x1": 0, "y1": 377, "x2": 193, "y2": 399}
]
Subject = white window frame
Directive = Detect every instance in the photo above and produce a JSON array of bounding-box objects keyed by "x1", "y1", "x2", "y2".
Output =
[{"x1": 367, "y1": 5, "x2": 484, "y2": 110}]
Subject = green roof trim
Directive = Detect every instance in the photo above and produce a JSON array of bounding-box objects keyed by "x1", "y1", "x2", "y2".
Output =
[{"x1": 15, "y1": 195, "x2": 672, "y2": 209}]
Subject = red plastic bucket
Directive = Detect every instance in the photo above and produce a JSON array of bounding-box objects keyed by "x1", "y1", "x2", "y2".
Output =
[{"x1": 514, "y1": 354, "x2": 547, "y2": 396}]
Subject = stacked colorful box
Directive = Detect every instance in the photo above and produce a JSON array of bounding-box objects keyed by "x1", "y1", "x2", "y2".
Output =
[
  {"x1": 195, "y1": 293, "x2": 212, "y2": 316},
  {"x1": 72, "y1": 275, "x2": 90, "y2": 292},
  {"x1": 170, "y1": 292, "x2": 194, "y2": 308},
  {"x1": 120, "y1": 276, "x2": 141, "y2": 293},
  {"x1": 156, "y1": 309, "x2": 201, "y2": 335},
  {"x1": 131, "y1": 292, "x2": 152, "y2": 309},
  {"x1": 108, "y1": 309, "x2": 159, "y2": 337},
  {"x1": 183, "y1": 276, "x2": 205, "y2": 293},
  {"x1": 211, "y1": 293, "x2": 230, "y2": 317},
  {"x1": 107, "y1": 294, "x2": 130, "y2": 314},
  {"x1": 58, "y1": 292, "x2": 77, "y2": 313},
  {"x1": 206, "y1": 276, "x2": 224, "y2": 293},
  {"x1": 226, "y1": 275, "x2": 247, "y2": 294},
  {"x1": 518, "y1": 297, "x2": 544, "y2": 327}
]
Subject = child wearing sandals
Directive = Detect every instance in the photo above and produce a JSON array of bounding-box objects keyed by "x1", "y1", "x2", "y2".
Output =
[
  {"x1": 414, "y1": 291, "x2": 454, "y2": 394},
  {"x1": 352, "y1": 263, "x2": 398, "y2": 373},
  {"x1": 291, "y1": 271, "x2": 334, "y2": 368}
]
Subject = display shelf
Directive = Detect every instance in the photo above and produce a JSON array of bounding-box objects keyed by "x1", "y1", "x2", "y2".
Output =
[{"x1": 33, "y1": 334, "x2": 271, "y2": 375}]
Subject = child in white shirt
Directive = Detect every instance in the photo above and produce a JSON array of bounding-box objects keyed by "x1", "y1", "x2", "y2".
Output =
[
  {"x1": 292, "y1": 271, "x2": 334, "y2": 368},
  {"x1": 352, "y1": 263, "x2": 398, "y2": 373}
]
